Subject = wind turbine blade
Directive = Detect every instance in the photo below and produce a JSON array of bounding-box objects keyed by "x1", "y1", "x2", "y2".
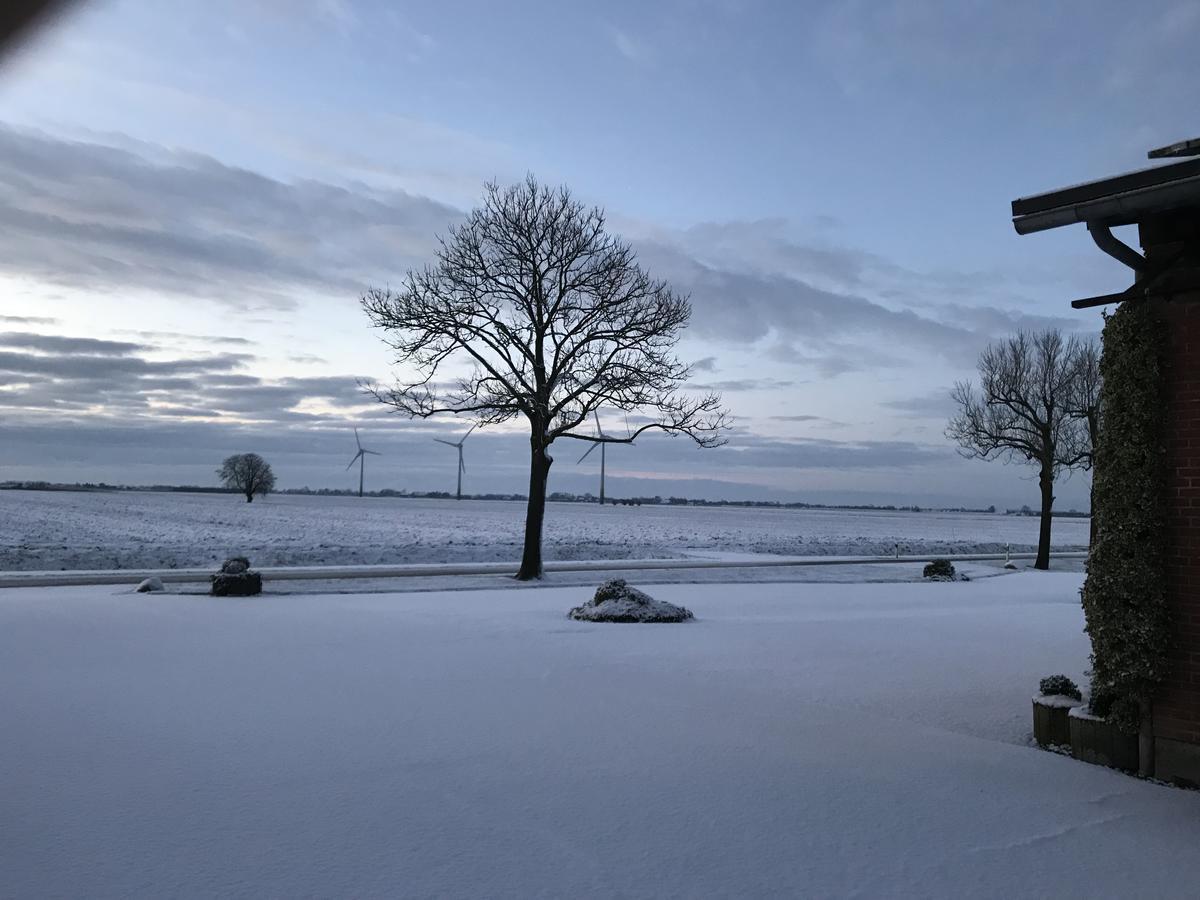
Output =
[
  {"x1": 460, "y1": 424, "x2": 477, "y2": 443},
  {"x1": 578, "y1": 442, "x2": 599, "y2": 464},
  {"x1": 363, "y1": 449, "x2": 381, "y2": 456},
  {"x1": 459, "y1": 456, "x2": 466, "y2": 474},
  {"x1": 433, "y1": 438, "x2": 457, "y2": 447},
  {"x1": 594, "y1": 409, "x2": 602, "y2": 434},
  {"x1": 346, "y1": 451, "x2": 362, "y2": 470},
  {"x1": 354, "y1": 426, "x2": 362, "y2": 450}
]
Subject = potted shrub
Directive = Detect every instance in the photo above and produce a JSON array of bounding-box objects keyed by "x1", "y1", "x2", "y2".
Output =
[
  {"x1": 1032, "y1": 675, "x2": 1083, "y2": 748},
  {"x1": 1068, "y1": 687, "x2": 1140, "y2": 772}
]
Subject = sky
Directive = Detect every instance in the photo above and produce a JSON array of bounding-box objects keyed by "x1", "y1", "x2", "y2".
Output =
[{"x1": 0, "y1": 0, "x2": 1197, "y2": 508}]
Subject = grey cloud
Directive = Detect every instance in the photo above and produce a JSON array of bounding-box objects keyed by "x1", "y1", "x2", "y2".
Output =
[
  {"x1": 118, "y1": 330, "x2": 257, "y2": 347},
  {"x1": 881, "y1": 390, "x2": 956, "y2": 419},
  {"x1": 688, "y1": 378, "x2": 796, "y2": 392},
  {"x1": 0, "y1": 315, "x2": 58, "y2": 324},
  {"x1": 0, "y1": 349, "x2": 250, "y2": 380},
  {"x1": 0, "y1": 331, "x2": 147, "y2": 356},
  {"x1": 645, "y1": 219, "x2": 1100, "y2": 378},
  {"x1": 690, "y1": 355, "x2": 718, "y2": 372},
  {"x1": 638, "y1": 238, "x2": 979, "y2": 371},
  {"x1": 0, "y1": 125, "x2": 462, "y2": 308},
  {"x1": 0, "y1": 329, "x2": 382, "y2": 427}
]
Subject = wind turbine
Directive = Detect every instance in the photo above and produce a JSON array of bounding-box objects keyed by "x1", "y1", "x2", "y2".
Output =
[
  {"x1": 346, "y1": 427, "x2": 381, "y2": 498},
  {"x1": 433, "y1": 424, "x2": 476, "y2": 500},
  {"x1": 577, "y1": 411, "x2": 626, "y2": 504}
]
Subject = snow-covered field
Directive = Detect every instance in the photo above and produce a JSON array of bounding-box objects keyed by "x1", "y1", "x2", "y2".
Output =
[
  {"x1": 0, "y1": 489, "x2": 1090, "y2": 572},
  {"x1": 2, "y1": 573, "x2": 1197, "y2": 897}
]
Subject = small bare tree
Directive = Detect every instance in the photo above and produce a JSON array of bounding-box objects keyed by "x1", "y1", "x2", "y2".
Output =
[
  {"x1": 362, "y1": 176, "x2": 729, "y2": 579},
  {"x1": 218, "y1": 453, "x2": 276, "y2": 503},
  {"x1": 947, "y1": 330, "x2": 1090, "y2": 569},
  {"x1": 1066, "y1": 337, "x2": 1102, "y2": 545}
]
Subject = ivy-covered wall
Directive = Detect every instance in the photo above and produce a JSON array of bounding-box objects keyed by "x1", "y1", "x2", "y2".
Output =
[{"x1": 1080, "y1": 299, "x2": 1170, "y2": 733}]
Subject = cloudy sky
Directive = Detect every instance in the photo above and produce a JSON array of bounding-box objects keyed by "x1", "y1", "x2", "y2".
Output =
[{"x1": 1, "y1": 0, "x2": 1196, "y2": 507}]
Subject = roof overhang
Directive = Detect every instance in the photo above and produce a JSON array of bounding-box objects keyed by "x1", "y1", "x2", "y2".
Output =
[{"x1": 1012, "y1": 157, "x2": 1200, "y2": 235}]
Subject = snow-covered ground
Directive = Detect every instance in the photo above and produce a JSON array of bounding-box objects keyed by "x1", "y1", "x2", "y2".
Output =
[
  {"x1": 0, "y1": 489, "x2": 1090, "y2": 571},
  {"x1": 3, "y1": 573, "x2": 1197, "y2": 897}
]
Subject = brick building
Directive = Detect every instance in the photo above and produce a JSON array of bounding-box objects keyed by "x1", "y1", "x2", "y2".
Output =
[{"x1": 1012, "y1": 139, "x2": 1200, "y2": 783}]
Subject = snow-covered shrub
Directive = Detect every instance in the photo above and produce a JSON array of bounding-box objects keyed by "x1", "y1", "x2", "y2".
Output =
[
  {"x1": 569, "y1": 579, "x2": 693, "y2": 623},
  {"x1": 1080, "y1": 301, "x2": 1170, "y2": 733},
  {"x1": 211, "y1": 556, "x2": 262, "y2": 596},
  {"x1": 221, "y1": 557, "x2": 251, "y2": 575},
  {"x1": 923, "y1": 559, "x2": 956, "y2": 580},
  {"x1": 1038, "y1": 674, "x2": 1081, "y2": 701}
]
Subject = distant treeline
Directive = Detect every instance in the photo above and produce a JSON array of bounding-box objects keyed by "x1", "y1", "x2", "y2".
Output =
[{"x1": 0, "y1": 480, "x2": 1081, "y2": 515}]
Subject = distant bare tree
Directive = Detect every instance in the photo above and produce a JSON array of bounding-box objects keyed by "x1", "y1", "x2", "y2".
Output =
[
  {"x1": 1066, "y1": 337, "x2": 1102, "y2": 545},
  {"x1": 218, "y1": 453, "x2": 276, "y2": 503},
  {"x1": 362, "y1": 176, "x2": 730, "y2": 579},
  {"x1": 947, "y1": 330, "x2": 1090, "y2": 569}
]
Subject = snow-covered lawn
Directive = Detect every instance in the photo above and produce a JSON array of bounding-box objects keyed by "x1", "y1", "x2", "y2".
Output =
[
  {"x1": 0, "y1": 489, "x2": 1091, "y2": 571},
  {"x1": 3, "y1": 573, "x2": 1197, "y2": 897}
]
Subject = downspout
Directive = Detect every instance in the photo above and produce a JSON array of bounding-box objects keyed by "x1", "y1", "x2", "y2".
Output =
[{"x1": 1087, "y1": 221, "x2": 1146, "y2": 279}]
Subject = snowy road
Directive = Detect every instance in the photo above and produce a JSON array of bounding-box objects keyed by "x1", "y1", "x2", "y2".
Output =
[{"x1": 2, "y1": 573, "x2": 1196, "y2": 897}]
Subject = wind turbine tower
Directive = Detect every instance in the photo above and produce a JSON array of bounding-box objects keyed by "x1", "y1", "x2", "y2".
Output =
[
  {"x1": 577, "y1": 411, "x2": 610, "y2": 504},
  {"x1": 347, "y1": 427, "x2": 381, "y2": 498},
  {"x1": 434, "y1": 424, "x2": 476, "y2": 500}
]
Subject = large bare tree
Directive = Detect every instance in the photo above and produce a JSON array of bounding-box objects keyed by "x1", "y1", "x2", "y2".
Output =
[
  {"x1": 362, "y1": 177, "x2": 729, "y2": 579},
  {"x1": 947, "y1": 329, "x2": 1091, "y2": 569},
  {"x1": 217, "y1": 452, "x2": 276, "y2": 503}
]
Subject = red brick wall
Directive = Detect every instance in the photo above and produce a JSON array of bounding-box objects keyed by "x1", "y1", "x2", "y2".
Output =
[{"x1": 1153, "y1": 292, "x2": 1200, "y2": 745}]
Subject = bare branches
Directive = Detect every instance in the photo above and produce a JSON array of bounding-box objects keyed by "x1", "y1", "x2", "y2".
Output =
[
  {"x1": 1064, "y1": 337, "x2": 1102, "y2": 470},
  {"x1": 946, "y1": 329, "x2": 1092, "y2": 477},
  {"x1": 947, "y1": 328, "x2": 1097, "y2": 570},
  {"x1": 360, "y1": 176, "x2": 729, "y2": 450}
]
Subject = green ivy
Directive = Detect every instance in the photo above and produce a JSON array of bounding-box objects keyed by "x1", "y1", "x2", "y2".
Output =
[{"x1": 1080, "y1": 299, "x2": 1171, "y2": 733}]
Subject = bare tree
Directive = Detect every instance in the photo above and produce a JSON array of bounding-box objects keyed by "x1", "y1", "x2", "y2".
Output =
[
  {"x1": 218, "y1": 453, "x2": 276, "y2": 503},
  {"x1": 947, "y1": 330, "x2": 1089, "y2": 569},
  {"x1": 1065, "y1": 337, "x2": 1102, "y2": 545},
  {"x1": 362, "y1": 176, "x2": 729, "y2": 579}
]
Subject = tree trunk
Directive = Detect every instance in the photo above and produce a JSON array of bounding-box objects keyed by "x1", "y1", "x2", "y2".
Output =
[
  {"x1": 516, "y1": 442, "x2": 553, "y2": 580},
  {"x1": 1035, "y1": 464, "x2": 1054, "y2": 570},
  {"x1": 246, "y1": 493, "x2": 253, "y2": 503}
]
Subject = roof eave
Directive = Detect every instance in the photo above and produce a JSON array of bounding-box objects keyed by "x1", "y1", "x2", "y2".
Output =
[{"x1": 1012, "y1": 174, "x2": 1200, "y2": 235}]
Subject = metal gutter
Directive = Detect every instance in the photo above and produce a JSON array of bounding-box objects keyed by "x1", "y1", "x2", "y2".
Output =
[{"x1": 1012, "y1": 171, "x2": 1200, "y2": 235}]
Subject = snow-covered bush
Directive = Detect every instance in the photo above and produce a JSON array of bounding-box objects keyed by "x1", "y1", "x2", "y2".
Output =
[
  {"x1": 569, "y1": 579, "x2": 693, "y2": 623},
  {"x1": 211, "y1": 557, "x2": 262, "y2": 596},
  {"x1": 923, "y1": 559, "x2": 956, "y2": 580},
  {"x1": 1038, "y1": 674, "x2": 1081, "y2": 701},
  {"x1": 1080, "y1": 301, "x2": 1171, "y2": 733}
]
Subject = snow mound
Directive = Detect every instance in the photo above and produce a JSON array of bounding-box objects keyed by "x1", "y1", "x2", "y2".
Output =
[
  {"x1": 135, "y1": 576, "x2": 164, "y2": 593},
  {"x1": 569, "y1": 579, "x2": 694, "y2": 623}
]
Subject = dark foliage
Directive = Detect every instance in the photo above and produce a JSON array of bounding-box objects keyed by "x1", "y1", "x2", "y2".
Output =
[
  {"x1": 922, "y1": 558, "x2": 956, "y2": 579},
  {"x1": 1080, "y1": 301, "x2": 1170, "y2": 734},
  {"x1": 1038, "y1": 674, "x2": 1082, "y2": 700}
]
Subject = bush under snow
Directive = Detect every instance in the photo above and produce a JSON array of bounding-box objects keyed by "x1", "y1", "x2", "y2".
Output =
[{"x1": 569, "y1": 579, "x2": 694, "y2": 623}]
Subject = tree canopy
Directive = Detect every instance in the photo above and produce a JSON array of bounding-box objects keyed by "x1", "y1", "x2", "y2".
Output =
[{"x1": 363, "y1": 176, "x2": 728, "y2": 578}]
